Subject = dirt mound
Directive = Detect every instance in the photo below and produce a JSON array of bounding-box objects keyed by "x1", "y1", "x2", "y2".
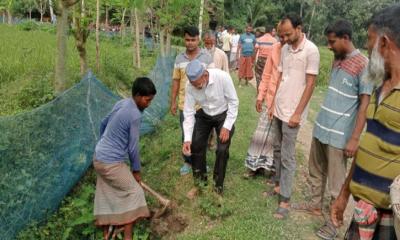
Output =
[{"x1": 150, "y1": 202, "x2": 189, "y2": 238}]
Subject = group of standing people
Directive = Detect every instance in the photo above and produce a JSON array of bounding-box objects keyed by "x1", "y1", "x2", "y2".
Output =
[
  {"x1": 89, "y1": 4, "x2": 400, "y2": 240},
  {"x1": 244, "y1": 6, "x2": 400, "y2": 240}
]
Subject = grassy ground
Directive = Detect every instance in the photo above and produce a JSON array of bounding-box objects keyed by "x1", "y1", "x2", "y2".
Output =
[
  {"x1": 4, "y1": 23, "x2": 335, "y2": 239},
  {"x1": 0, "y1": 24, "x2": 156, "y2": 116},
  {"x1": 18, "y1": 76, "x2": 328, "y2": 240}
]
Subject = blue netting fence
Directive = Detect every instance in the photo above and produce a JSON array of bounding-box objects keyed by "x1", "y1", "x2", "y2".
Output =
[{"x1": 0, "y1": 55, "x2": 174, "y2": 239}]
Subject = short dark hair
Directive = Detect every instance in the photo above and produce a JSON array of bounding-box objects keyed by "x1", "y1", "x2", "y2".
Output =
[
  {"x1": 324, "y1": 19, "x2": 353, "y2": 40},
  {"x1": 209, "y1": 20, "x2": 217, "y2": 31},
  {"x1": 282, "y1": 13, "x2": 302, "y2": 28},
  {"x1": 265, "y1": 24, "x2": 274, "y2": 33},
  {"x1": 131, "y1": 77, "x2": 156, "y2": 97},
  {"x1": 184, "y1": 26, "x2": 199, "y2": 37},
  {"x1": 368, "y1": 4, "x2": 400, "y2": 47}
]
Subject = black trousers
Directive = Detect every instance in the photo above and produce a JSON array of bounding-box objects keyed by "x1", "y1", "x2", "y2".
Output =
[{"x1": 191, "y1": 109, "x2": 235, "y2": 191}]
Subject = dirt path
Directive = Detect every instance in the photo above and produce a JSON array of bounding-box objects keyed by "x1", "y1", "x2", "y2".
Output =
[
  {"x1": 250, "y1": 77, "x2": 355, "y2": 239},
  {"x1": 296, "y1": 113, "x2": 355, "y2": 238}
]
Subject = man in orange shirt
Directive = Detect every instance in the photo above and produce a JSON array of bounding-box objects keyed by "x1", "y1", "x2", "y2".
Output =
[{"x1": 254, "y1": 25, "x2": 278, "y2": 91}]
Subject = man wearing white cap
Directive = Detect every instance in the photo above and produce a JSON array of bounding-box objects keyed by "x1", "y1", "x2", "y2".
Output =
[{"x1": 182, "y1": 59, "x2": 239, "y2": 197}]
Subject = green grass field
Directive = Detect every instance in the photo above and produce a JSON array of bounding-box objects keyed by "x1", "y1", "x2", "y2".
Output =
[
  {"x1": 0, "y1": 25, "x2": 335, "y2": 239},
  {"x1": 0, "y1": 24, "x2": 156, "y2": 116}
]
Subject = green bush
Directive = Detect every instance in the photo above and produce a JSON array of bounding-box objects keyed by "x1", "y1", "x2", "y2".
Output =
[
  {"x1": 37, "y1": 23, "x2": 57, "y2": 34},
  {"x1": 17, "y1": 20, "x2": 39, "y2": 31}
]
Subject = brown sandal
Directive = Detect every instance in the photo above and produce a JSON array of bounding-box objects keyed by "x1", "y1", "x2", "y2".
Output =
[{"x1": 291, "y1": 202, "x2": 322, "y2": 216}]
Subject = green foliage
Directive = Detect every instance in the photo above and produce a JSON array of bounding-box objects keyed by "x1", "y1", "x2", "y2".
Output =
[
  {"x1": 16, "y1": 20, "x2": 56, "y2": 32},
  {"x1": 17, "y1": 19, "x2": 39, "y2": 30},
  {"x1": 157, "y1": 0, "x2": 200, "y2": 30},
  {"x1": 17, "y1": 172, "x2": 97, "y2": 240},
  {"x1": 223, "y1": 0, "x2": 394, "y2": 47},
  {"x1": 16, "y1": 76, "x2": 55, "y2": 109},
  {"x1": 198, "y1": 192, "x2": 232, "y2": 220},
  {"x1": 317, "y1": 46, "x2": 333, "y2": 87}
]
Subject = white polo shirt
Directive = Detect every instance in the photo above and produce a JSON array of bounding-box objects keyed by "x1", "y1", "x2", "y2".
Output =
[{"x1": 275, "y1": 34, "x2": 320, "y2": 124}]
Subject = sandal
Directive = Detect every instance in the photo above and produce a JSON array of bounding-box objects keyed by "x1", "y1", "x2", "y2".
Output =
[
  {"x1": 273, "y1": 206, "x2": 289, "y2": 220},
  {"x1": 315, "y1": 222, "x2": 337, "y2": 240},
  {"x1": 291, "y1": 202, "x2": 322, "y2": 216}
]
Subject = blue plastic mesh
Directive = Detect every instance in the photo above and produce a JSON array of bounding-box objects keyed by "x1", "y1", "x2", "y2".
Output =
[{"x1": 0, "y1": 55, "x2": 174, "y2": 239}]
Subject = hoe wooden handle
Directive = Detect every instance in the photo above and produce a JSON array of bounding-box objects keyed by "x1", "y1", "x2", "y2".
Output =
[{"x1": 141, "y1": 182, "x2": 171, "y2": 207}]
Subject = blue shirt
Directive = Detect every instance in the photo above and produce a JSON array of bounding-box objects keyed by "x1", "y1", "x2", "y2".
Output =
[
  {"x1": 313, "y1": 50, "x2": 374, "y2": 149},
  {"x1": 95, "y1": 98, "x2": 142, "y2": 171},
  {"x1": 239, "y1": 33, "x2": 256, "y2": 56}
]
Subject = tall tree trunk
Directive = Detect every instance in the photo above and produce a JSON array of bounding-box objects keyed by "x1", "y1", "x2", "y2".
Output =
[
  {"x1": 120, "y1": 8, "x2": 127, "y2": 39},
  {"x1": 159, "y1": 28, "x2": 165, "y2": 57},
  {"x1": 74, "y1": 0, "x2": 88, "y2": 76},
  {"x1": 7, "y1": 9, "x2": 12, "y2": 24},
  {"x1": 49, "y1": 0, "x2": 56, "y2": 23},
  {"x1": 55, "y1": 3, "x2": 69, "y2": 93},
  {"x1": 81, "y1": 0, "x2": 85, "y2": 16},
  {"x1": 29, "y1": 9, "x2": 32, "y2": 20},
  {"x1": 166, "y1": 28, "x2": 171, "y2": 56},
  {"x1": 2, "y1": 12, "x2": 5, "y2": 23},
  {"x1": 40, "y1": 11, "x2": 44, "y2": 22},
  {"x1": 300, "y1": 1, "x2": 304, "y2": 18},
  {"x1": 198, "y1": 0, "x2": 205, "y2": 37},
  {"x1": 307, "y1": 3, "x2": 316, "y2": 39},
  {"x1": 105, "y1": 6, "x2": 109, "y2": 30},
  {"x1": 95, "y1": 0, "x2": 100, "y2": 72},
  {"x1": 134, "y1": 8, "x2": 141, "y2": 68},
  {"x1": 149, "y1": 9, "x2": 153, "y2": 35},
  {"x1": 75, "y1": 28, "x2": 88, "y2": 75},
  {"x1": 130, "y1": 8, "x2": 136, "y2": 67}
]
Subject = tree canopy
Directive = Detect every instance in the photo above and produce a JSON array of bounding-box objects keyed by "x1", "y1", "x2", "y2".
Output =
[{"x1": 2, "y1": 0, "x2": 398, "y2": 47}]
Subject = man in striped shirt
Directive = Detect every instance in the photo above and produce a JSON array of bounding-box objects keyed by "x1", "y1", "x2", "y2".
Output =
[
  {"x1": 292, "y1": 20, "x2": 373, "y2": 239},
  {"x1": 331, "y1": 5, "x2": 400, "y2": 239}
]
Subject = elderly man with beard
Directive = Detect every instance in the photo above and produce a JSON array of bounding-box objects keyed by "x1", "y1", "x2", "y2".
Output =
[
  {"x1": 290, "y1": 20, "x2": 373, "y2": 240},
  {"x1": 331, "y1": 5, "x2": 400, "y2": 240},
  {"x1": 203, "y1": 31, "x2": 230, "y2": 150},
  {"x1": 203, "y1": 31, "x2": 229, "y2": 73}
]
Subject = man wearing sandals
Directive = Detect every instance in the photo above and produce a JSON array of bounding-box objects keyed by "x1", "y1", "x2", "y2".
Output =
[
  {"x1": 270, "y1": 13, "x2": 320, "y2": 219},
  {"x1": 291, "y1": 20, "x2": 373, "y2": 239},
  {"x1": 331, "y1": 5, "x2": 400, "y2": 239}
]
